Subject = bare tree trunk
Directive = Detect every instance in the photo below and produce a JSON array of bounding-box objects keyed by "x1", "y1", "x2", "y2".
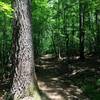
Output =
[
  {"x1": 11, "y1": 0, "x2": 41, "y2": 100},
  {"x1": 95, "y1": 10, "x2": 100, "y2": 56},
  {"x1": 51, "y1": 30, "x2": 57, "y2": 56},
  {"x1": 63, "y1": 4, "x2": 69, "y2": 59},
  {"x1": 79, "y1": 1, "x2": 85, "y2": 60}
]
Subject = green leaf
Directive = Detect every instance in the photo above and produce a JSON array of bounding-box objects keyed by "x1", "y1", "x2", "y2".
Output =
[{"x1": 0, "y1": 1, "x2": 13, "y2": 18}]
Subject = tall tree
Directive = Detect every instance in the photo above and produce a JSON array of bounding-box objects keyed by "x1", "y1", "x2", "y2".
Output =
[
  {"x1": 79, "y1": 0, "x2": 85, "y2": 60},
  {"x1": 11, "y1": 0, "x2": 41, "y2": 99},
  {"x1": 95, "y1": 10, "x2": 100, "y2": 56}
]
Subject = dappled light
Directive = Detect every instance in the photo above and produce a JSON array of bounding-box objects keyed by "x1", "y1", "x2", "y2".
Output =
[
  {"x1": 0, "y1": 0, "x2": 100, "y2": 99},
  {"x1": 0, "y1": 1, "x2": 13, "y2": 17},
  {"x1": 35, "y1": 54, "x2": 100, "y2": 100}
]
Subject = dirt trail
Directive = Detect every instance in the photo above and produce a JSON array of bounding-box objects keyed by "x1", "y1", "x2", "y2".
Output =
[
  {"x1": 38, "y1": 78, "x2": 88, "y2": 100},
  {"x1": 36, "y1": 55, "x2": 92, "y2": 100}
]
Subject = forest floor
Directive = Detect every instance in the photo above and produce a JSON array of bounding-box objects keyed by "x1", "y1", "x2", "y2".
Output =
[
  {"x1": 0, "y1": 54, "x2": 100, "y2": 100},
  {"x1": 36, "y1": 54, "x2": 100, "y2": 100}
]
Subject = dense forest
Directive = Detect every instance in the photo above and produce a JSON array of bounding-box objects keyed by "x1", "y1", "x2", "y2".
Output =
[{"x1": 0, "y1": 0, "x2": 100, "y2": 100}]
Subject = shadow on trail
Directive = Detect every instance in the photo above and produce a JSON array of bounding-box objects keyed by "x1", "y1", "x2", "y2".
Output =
[
  {"x1": 36, "y1": 54, "x2": 100, "y2": 100},
  {"x1": 0, "y1": 54, "x2": 100, "y2": 100}
]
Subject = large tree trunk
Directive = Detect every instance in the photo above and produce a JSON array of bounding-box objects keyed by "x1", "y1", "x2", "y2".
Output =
[{"x1": 11, "y1": 0, "x2": 41, "y2": 100}]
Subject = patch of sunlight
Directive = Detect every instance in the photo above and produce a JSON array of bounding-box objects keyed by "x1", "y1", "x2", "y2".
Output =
[
  {"x1": 67, "y1": 95, "x2": 78, "y2": 100},
  {"x1": 51, "y1": 78, "x2": 59, "y2": 81},
  {"x1": 38, "y1": 81, "x2": 65, "y2": 100},
  {"x1": 74, "y1": 56, "x2": 80, "y2": 60},
  {"x1": 71, "y1": 68, "x2": 88, "y2": 76},
  {"x1": 76, "y1": 88, "x2": 83, "y2": 93},
  {"x1": 68, "y1": 85, "x2": 83, "y2": 94},
  {"x1": 48, "y1": 94, "x2": 65, "y2": 100},
  {"x1": 42, "y1": 65, "x2": 48, "y2": 69},
  {"x1": 20, "y1": 97, "x2": 34, "y2": 100},
  {"x1": 97, "y1": 59, "x2": 100, "y2": 63},
  {"x1": 44, "y1": 89, "x2": 65, "y2": 100},
  {"x1": 40, "y1": 54, "x2": 55, "y2": 60},
  {"x1": 40, "y1": 86, "x2": 53, "y2": 91},
  {"x1": 0, "y1": 1, "x2": 13, "y2": 17},
  {"x1": 20, "y1": 96, "x2": 42, "y2": 100}
]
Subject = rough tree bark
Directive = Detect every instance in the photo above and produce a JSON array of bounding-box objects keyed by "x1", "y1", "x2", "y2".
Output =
[{"x1": 11, "y1": 0, "x2": 41, "y2": 100}]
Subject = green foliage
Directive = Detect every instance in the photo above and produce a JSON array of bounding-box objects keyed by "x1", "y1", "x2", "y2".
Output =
[
  {"x1": 0, "y1": 0, "x2": 99, "y2": 60},
  {"x1": 30, "y1": 0, "x2": 100, "y2": 56},
  {"x1": 0, "y1": 0, "x2": 100, "y2": 99},
  {"x1": 96, "y1": 79, "x2": 100, "y2": 86},
  {"x1": 81, "y1": 82, "x2": 100, "y2": 100},
  {"x1": 0, "y1": 1, "x2": 13, "y2": 18}
]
